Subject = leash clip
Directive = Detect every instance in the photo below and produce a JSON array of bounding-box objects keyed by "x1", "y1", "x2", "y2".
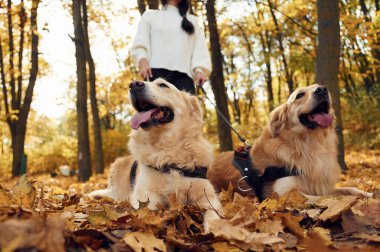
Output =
[
  {"x1": 244, "y1": 141, "x2": 251, "y2": 151},
  {"x1": 237, "y1": 176, "x2": 253, "y2": 192}
]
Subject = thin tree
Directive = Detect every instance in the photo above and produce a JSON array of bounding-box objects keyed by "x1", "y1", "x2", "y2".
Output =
[
  {"x1": 205, "y1": 0, "x2": 233, "y2": 151},
  {"x1": 252, "y1": 5, "x2": 274, "y2": 111},
  {"x1": 0, "y1": 0, "x2": 40, "y2": 176},
  {"x1": 72, "y1": 0, "x2": 92, "y2": 181},
  {"x1": 267, "y1": 0, "x2": 294, "y2": 94},
  {"x1": 82, "y1": 0, "x2": 105, "y2": 174},
  {"x1": 315, "y1": 0, "x2": 347, "y2": 170}
]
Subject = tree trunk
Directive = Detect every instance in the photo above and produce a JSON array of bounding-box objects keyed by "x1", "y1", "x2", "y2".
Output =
[
  {"x1": 73, "y1": 0, "x2": 92, "y2": 181},
  {"x1": 16, "y1": 0, "x2": 39, "y2": 175},
  {"x1": 260, "y1": 31, "x2": 274, "y2": 111},
  {"x1": 359, "y1": 0, "x2": 380, "y2": 90},
  {"x1": 7, "y1": 0, "x2": 16, "y2": 110},
  {"x1": 267, "y1": 0, "x2": 294, "y2": 94},
  {"x1": 252, "y1": 5, "x2": 274, "y2": 111},
  {"x1": 1, "y1": 0, "x2": 40, "y2": 176},
  {"x1": 205, "y1": 0, "x2": 233, "y2": 151},
  {"x1": 0, "y1": 37, "x2": 10, "y2": 120},
  {"x1": 315, "y1": 0, "x2": 347, "y2": 170},
  {"x1": 82, "y1": 0, "x2": 105, "y2": 174},
  {"x1": 16, "y1": 0, "x2": 25, "y2": 108}
]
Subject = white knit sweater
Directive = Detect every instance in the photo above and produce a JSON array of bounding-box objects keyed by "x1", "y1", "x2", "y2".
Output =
[{"x1": 130, "y1": 5, "x2": 211, "y2": 79}]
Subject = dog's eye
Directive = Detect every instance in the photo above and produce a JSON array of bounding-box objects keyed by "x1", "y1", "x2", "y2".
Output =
[
  {"x1": 295, "y1": 92, "x2": 305, "y2": 100},
  {"x1": 159, "y1": 83, "x2": 168, "y2": 88}
]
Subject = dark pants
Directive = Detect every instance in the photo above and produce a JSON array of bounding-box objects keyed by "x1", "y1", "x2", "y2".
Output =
[{"x1": 149, "y1": 68, "x2": 195, "y2": 95}]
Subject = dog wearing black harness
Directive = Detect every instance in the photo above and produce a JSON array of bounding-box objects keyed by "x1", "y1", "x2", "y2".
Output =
[
  {"x1": 208, "y1": 84, "x2": 372, "y2": 201},
  {"x1": 89, "y1": 78, "x2": 223, "y2": 232}
]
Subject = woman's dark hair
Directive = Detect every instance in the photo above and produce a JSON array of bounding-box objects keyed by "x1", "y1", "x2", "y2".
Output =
[{"x1": 161, "y1": 0, "x2": 194, "y2": 35}]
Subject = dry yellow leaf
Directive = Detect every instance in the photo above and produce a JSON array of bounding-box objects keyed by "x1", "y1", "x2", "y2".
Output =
[
  {"x1": 123, "y1": 231, "x2": 166, "y2": 252},
  {"x1": 208, "y1": 219, "x2": 252, "y2": 241},
  {"x1": 255, "y1": 219, "x2": 283, "y2": 234},
  {"x1": 311, "y1": 227, "x2": 332, "y2": 246},
  {"x1": 277, "y1": 212, "x2": 305, "y2": 238},
  {"x1": 0, "y1": 186, "x2": 10, "y2": 206},
  {"x1": 10, "y1": 175, "x2": 36, "y2": 208},
  {"x1": 278, "y1": 190, "x2": 307, "y2": 209},
  {"x1": 316, "y1": 195, "x2": 357, "y2": 221},
  {"x1": 257, "y1": 198, "x2": 278, "y2": 212},
  {"x1": 354, "y1": 233, "x2": 380, "y2": 243},
  {"x1": 211, "y1": 242, "x2": 243, "y2": 252}
]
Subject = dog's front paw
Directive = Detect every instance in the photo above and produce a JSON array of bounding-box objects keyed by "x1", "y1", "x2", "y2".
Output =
[
  {"x1": 361, "y1": 191, "x2": 373, "y2": 198},
  {"x1": 203, "y1": 209, "x2": 221, "y2": 234}
]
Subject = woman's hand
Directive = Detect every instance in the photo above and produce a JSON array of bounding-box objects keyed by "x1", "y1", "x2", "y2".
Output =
[
  {"x1": 139, "y1": 58, "x2": 152, "y2": 80},
  {"x1": 195, "y1": 71, "x2": 206, "y2": 86}
]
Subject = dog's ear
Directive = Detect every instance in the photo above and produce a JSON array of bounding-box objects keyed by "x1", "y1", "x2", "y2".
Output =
[
  {"x1": 189, "y1": 96, "x2": 202, "y2": 118},
  {"x1": 269, "y1": 103, "x2": 288, "y2": 137}
]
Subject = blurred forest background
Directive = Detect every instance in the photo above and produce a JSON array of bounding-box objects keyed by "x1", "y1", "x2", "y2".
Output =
[{"x1": 0, "y1": 0, "x2": 379, "y2": 180}]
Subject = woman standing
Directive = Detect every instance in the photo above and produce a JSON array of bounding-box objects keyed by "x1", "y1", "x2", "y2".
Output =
[{"x1": 130, "y1": 0, "x2": 211, "y2": 94}]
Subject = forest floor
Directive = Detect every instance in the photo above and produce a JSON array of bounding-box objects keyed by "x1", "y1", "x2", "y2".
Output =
[{"x1": 0, "y1": 149, "x2": 379, "y2": 251}]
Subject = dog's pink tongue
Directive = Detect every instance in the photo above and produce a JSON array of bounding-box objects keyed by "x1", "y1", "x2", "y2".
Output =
[
  {"x1": 131, "y1": 108, "x2": 160, "y2": 130},
  {"x1": 308, "y1": 113, "x2": 333, "y2": 127}
]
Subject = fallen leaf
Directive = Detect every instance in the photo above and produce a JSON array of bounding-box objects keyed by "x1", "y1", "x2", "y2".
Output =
[
  {"x1": 257, "y1": 198, "x2": 279, "y2": 212},
  {"x1": 277, "y1": 212, "x2": 305, "y2": 238},
  {"x1": 305, "y1": 233, "x2": 335, "y2": 252},
  {"x1": 278, "y1": 233, "x2": 298, "y2": 249},
  {"x1": 49, "y1": 185, "x2": 67, "y2": 195},
  {"x1": 301, "y1": 208, "x2": 322, "y2": 220},
  {"x1": 311, "y1": 227, "x2": 332, "y2": 246},
  {"x1": 211, "y1": 242, "x2": 243, "y2": 252},
  {"x1": 255, "y1": 218, "x2": 283, "y2": 234},
  {"x1": 0, "y1": 215, "x2": 65, "y2": 252},
  {"x1": 354, "y1": 233, "x2": 380, "y2": 243},
  {"x1": 278, "y1": 190, "x2": 307, "y2": 209},
  {"x1": 208, "y1": 218, "x2": 251, "y2": 241},
  {"x1": 123, "y1": 231, "x2": 167, "y2": 252},
  {"x1": 208, "y1": 218, "x2": 284, "y2": 249},
  {"x1": 0, "y1": 186, "x2": 10, "y2": 206},
  {"x1": 10, "y1": 175, "x2": 37, "y2": 208},
  {"x1": 341, "y1": 209, "x2": 376, "y2": 234},
  {"x1": 352, "y1": 200, "x2": 380, "y2": 228},
  {"x1": 316, "y1": 195, "x2": 357, "y2": 221},
  {"x1": 73, "y1": 229, "x2": 110, "y2": 250}
]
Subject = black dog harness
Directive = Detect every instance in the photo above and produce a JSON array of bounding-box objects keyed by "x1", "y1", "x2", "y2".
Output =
[
  {"x1": 129, "y1": 161, "x2": 207, "y2": 189},
  {"x1": 232, "y1": 146, "x2": 299, "y2": 201}
]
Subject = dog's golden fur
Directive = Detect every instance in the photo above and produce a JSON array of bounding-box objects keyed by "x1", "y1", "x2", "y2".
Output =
[
  {"x1": 89, "y1": 79, "x2": 222, "y2": 230},
  {"x1": 208, "y1": 84, "x2": 372, "y2": 199}
]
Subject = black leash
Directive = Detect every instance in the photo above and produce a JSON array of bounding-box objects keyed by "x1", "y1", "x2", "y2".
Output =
[{"x1": 199, "y1": 84, "x2": 249, "y2": 146}]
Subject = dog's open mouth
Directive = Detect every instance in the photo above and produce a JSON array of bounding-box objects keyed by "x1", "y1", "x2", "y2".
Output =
[
  {"x1": 299, "y1": 101, "x2": 333, "y2": 129},
  {"x1": 130, "y1": 99, "x2": 174, "y2": 130}
]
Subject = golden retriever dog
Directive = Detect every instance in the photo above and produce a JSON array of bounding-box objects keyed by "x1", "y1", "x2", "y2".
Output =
[
  {"x1": 89, "y1": 78, "x2": 222, "y2": 231},
  {"x1": 207, "y1": 84, "x2": 372, "y2": 200}
]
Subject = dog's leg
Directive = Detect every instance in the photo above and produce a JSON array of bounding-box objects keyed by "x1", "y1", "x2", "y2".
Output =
[
  {"x1": 193, "y1": 183, "x2": 224, "y2": 234},
  {"x1": 333, "y1": 187, "x2": 373, "y2": 198},
  {"x1": 272, "y1": 176, "x2": 298, "y2": 196},
  {"x1": 130, "y1": 189, "x2": 163, "y2": 210},
  {"x1": 87, "y1": 189, "x2": 110, "y2": 199}
]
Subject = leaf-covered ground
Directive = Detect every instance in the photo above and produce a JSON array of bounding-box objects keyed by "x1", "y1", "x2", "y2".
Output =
[{"x1": 0, "y1": 150, "x2": 379, "y2": 251}]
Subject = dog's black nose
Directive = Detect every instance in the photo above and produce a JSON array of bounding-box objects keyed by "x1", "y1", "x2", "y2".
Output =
[
  {"x1": 314, "y1": 86, "x2": 328, "y2": 96},
  {"x1": 129, "y1": 81, "x2": 145, "y2": 90}
]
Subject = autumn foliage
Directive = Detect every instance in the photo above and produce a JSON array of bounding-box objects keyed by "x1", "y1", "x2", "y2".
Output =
[{"x1": 0, "y1": 152, "x2": 379, "y2": 252}]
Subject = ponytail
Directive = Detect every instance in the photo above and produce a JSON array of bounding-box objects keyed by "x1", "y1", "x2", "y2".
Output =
[{"x1": 161, "y1": 0, "x2": 194, "y2": 35}]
